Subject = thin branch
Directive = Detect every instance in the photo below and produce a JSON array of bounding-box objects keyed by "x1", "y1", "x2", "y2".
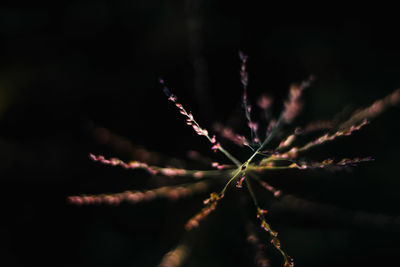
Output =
[{"x1": 161, "y1": 79, "x2": 241, "y2": 166}]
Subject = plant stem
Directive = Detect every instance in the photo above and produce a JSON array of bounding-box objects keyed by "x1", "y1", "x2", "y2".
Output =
[
  {"x1": 245, "y1": 176, "x2": 259, "y2": 206},
  {"x1": 218, "y1": 146, "x2": 241, "y2": 167},
  {"x1": 220, "y1": 167, "x2": 243, "y2": 196},
  {"x1": 219, "y1": 118, "x2": 284, "y2": 195}
]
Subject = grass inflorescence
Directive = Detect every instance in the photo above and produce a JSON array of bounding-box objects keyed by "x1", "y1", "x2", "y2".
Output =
[{"x1": 69, "y1": 52, "x2": 400, "y2": 267}]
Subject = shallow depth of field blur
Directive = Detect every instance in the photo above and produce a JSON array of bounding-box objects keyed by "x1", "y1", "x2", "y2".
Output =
[{"x1": 1, "y1": 2, "x2": 400, "y2": 267}]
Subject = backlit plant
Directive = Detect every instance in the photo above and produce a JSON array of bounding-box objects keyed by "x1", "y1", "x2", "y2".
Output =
[{"x1": 69, "y1": 52, "x2": 400, "y2": 267}]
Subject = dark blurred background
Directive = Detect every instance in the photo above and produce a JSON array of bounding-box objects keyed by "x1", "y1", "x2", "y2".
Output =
[{"x1": 1, "y1": 1, "x2": 400, "y2": 267}]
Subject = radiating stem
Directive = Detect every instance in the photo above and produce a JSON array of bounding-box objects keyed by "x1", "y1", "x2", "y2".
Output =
[
  {"x1": 245, "y1": 176, "x2": 259, "y2": 206},
  {"x1": 220, "y1": 167, "x2": 243, "y2": 196},
  {"x1": 218, "y1": 146, "x2": 241, "y2": 166},
  {"x1": 219, "y1": 118, "x2": 284, "y2": 195}
]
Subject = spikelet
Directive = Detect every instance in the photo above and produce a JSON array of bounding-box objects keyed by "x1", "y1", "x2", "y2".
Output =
[
  {"x1": 185, "y1": 192, "x2": 223, "y2": 231},
  {"x1": 239, "y1": 51, "x2": 261, "y2": 145},
  {"x1": 246, "y1": 223, "x2": 271, "y2": 267},
  {"x1": 340, "y1": 89, "x2": 400, "y2": 130},
  {"x1": 282, "y1": 76, "x2": 314, "y2": 123},
  {"x1": 255, "y1": 208, "x2": 294, "y2": 267},
  {"x1": 213, "y1": 123, "x2": 250, "y2": 147},
  {"x1": 158, "y1": 244, "x2": 190, "y2": 267},
  {"x1": 68, "y1": 181, "x2": 210, "y2": 205}
]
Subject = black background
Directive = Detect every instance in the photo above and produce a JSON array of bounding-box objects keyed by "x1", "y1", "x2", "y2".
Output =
[{"x1": 1, "y1": 1, "x2": 400, "y2": 267}]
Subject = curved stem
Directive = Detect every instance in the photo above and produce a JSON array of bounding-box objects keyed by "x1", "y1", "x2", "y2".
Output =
[{"x1": 218, "y1": 146, "x2": 241, "y2": 166}]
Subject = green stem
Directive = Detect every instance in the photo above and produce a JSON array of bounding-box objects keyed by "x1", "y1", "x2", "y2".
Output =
[
  {"x1": 220, "y1": 167, "x2": 243, "y2": 196},
  {"x1": 219, "y1": 118, "x2": 284, "y2": 195},
  {"x1": 218, "y1": 146, "x2": 241, "y2": 167},
  {"x1": 248, "y1": 118, "x2": 283, "y2": 163},
  {"x1": 245, "y1": 176, "x2": 259, "y2": 206}
]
